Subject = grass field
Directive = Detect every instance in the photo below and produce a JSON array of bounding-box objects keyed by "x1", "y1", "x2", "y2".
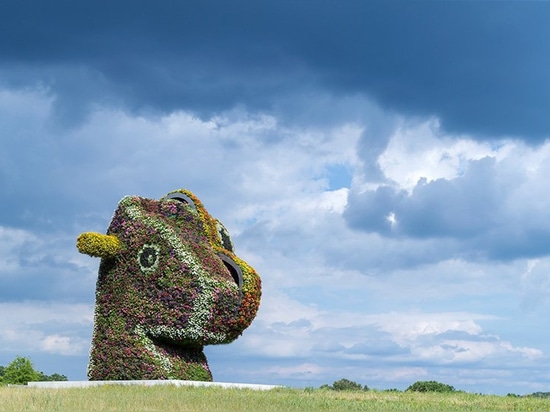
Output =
[{"x1": 1, "y1": 385, "x2": 550, "y2": 411}]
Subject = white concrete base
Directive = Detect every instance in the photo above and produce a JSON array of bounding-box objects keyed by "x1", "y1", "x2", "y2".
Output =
[{"x1": 27, "y1": 380, "x2": 281, "y2": 391}]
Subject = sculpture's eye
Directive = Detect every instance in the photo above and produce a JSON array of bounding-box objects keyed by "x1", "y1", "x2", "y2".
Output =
[
  {"x1": 217, "y1": 253, "x2": 243, "y2": 290},
  {"x1": 165, "y1": 192, "x2": 196, "y2": 211},
  {"x1": 138, "y1": 244, "x2": 160, "y2": 272},
  {"x1": 216, "y1": 220, "x2": 234, "y2": 253}
]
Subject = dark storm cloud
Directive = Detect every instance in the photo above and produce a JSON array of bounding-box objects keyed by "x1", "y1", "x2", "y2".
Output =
[
  {"x1": 1, "y1": 1, "x2": 549, "y2": 139},
  {"x1": 346, "y1": 157, "x2": 500, "y2": 238},
  {"x1": 0, "y1": 229, "x2": 95, "y2": 303},
  {"x1": 344, "y1": 155, "x2": 550, "y2": 261}
]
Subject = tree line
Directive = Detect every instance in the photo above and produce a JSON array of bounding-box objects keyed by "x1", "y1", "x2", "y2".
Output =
[
  {"x1": 319, "y1": 378, "x2": 456, "y2": 393},
  {"x1": 320, "y1": 378, "x2": 550, "y2": 398},
  {"x1": 0, "y1": 356, "x2": 67, "y2": 385}
]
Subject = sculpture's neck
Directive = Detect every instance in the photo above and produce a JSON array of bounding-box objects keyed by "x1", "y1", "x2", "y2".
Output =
[
  {"x1": 138, "y1": 330, "x2": 212, "y2": 381},
  {"x1": 87, "y1": 319, "x2": 212, "y2": 381}
]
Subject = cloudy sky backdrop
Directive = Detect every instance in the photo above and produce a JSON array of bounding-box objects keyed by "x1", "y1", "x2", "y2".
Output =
[{"x1": 1, "y1": 1, "x2": 550, "y2": 395}]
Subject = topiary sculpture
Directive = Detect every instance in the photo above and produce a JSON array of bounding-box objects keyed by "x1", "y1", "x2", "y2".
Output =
[{"x1": 76, "y1": 189, "x2": 261, "y2": 381}]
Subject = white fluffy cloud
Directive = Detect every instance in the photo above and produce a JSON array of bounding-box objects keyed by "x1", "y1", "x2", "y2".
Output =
[
  {"x1": 377, "y1": 118, "x2": 513, "y2": 192},
  {"x1": 0, "y1": 302, "x2": 93, "y2": 356}
]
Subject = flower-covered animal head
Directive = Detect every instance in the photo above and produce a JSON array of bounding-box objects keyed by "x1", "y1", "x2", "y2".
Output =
[{"x1": 77, "y1": 189, "x2": 261, "y2": 381}]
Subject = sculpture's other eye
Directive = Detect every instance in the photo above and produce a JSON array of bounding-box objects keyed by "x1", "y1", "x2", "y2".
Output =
[
  {"x1": 138, "y1": 244, "x2": 160, "y2": 272},
  {"x1": 165, "y1": 192, "x2": 196, "y2": 210},
  {"x1": 216, "y1": 220, "x2": 234, "y2": 253}
]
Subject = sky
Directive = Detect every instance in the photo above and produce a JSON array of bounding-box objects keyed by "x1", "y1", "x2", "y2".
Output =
[{"x1": 1, "y1": 0, "x2": 550, "y2": 395}]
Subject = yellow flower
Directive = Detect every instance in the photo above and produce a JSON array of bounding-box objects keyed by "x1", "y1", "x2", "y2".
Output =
[{"x1": 76, "y1": 232, "x2": 121, "y2": 258}]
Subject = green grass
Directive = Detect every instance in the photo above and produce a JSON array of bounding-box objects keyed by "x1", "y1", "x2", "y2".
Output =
[{"x1": 1, "y1": 385, "x2": 549, "y2": 411}]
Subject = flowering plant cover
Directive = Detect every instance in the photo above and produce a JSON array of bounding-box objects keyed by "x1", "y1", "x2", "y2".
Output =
[{"x1": 77, "y1": 189, "x2": 261, "y2": 381}]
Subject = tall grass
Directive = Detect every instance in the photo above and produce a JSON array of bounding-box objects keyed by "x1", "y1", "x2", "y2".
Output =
[{"x1": 1, "y1": 385, "x2": 549, "y2": 411}]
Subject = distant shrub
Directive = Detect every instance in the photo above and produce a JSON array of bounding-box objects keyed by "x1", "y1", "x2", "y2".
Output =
[
  {"x1": 528, "y1": 392, "x2": 550, "y2": 398},
  {"x1": 38, "y1": 372, "x2": 68, "y2": 382},
  {"x1": 329, "y1": 378, "x2": 368, "y2": 391},
  {"x1": 406, "y1": 380, "x2": 456, "y2": 393}
]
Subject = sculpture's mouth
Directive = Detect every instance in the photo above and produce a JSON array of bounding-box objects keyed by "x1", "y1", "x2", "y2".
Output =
[{"x1": 149, "y1": 335, "x2": 197, "y2": 355}]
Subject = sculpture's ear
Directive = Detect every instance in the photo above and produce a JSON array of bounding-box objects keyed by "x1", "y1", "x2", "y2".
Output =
[
  {"x1": 164, "y1": 192, "x2": 196, "y2": 211},
  {"x1": 77, "y1": 232, "x2": 121, "y2": 258}
]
